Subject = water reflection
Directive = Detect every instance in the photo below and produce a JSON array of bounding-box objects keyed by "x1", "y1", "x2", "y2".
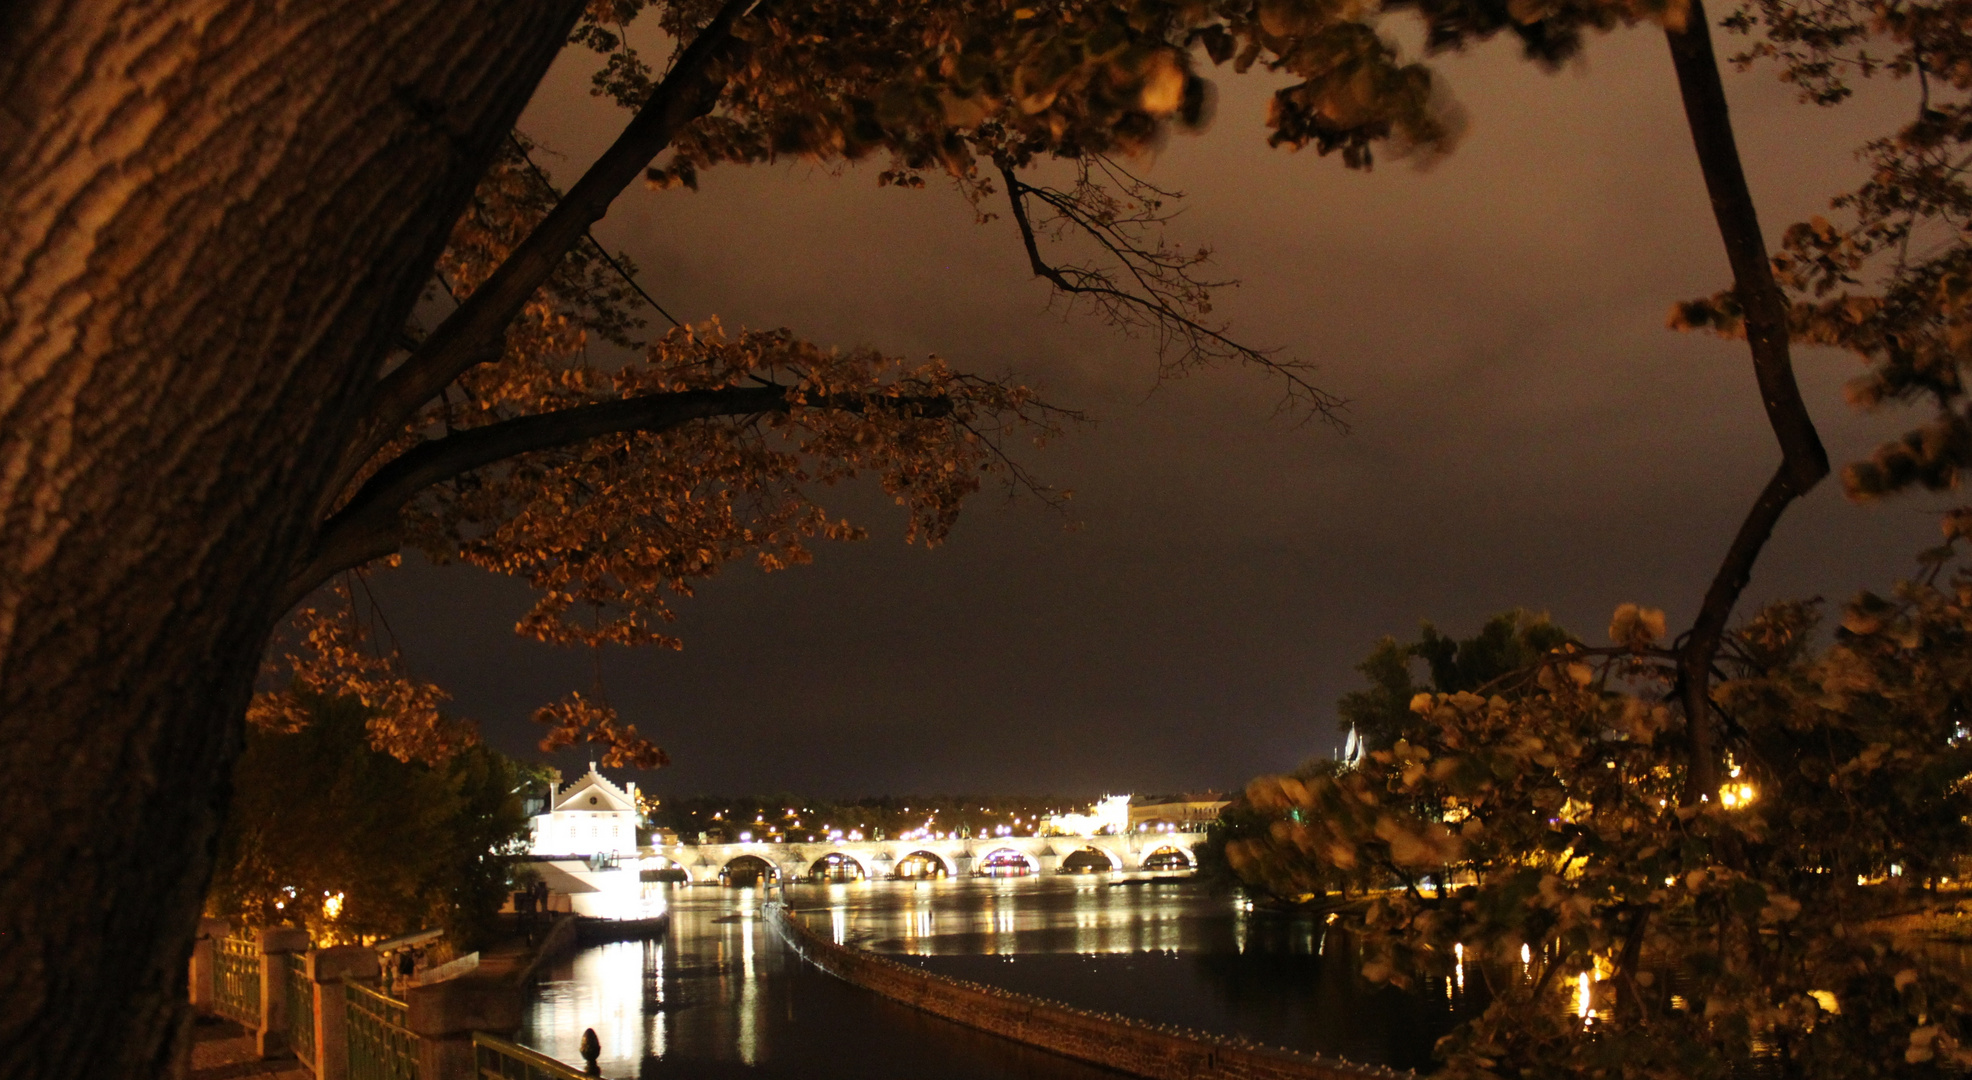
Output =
[
  {"x1": 521, "y1": 878, "x2": 1484, "y2": 1077},
  {"x1": 521, "y1": 883, "x2": 1127, "y2": 1079}
]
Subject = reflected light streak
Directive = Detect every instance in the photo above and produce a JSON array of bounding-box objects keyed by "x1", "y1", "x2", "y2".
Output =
[
  {"x1": 528, "y1": 874, "x2": 1497, "y2": 1075},
  {"x1": 646, "y1": 941, "x2": 666, "y2": 1060},
  {"x1": 524, "y1": 941, "x2": 647, "y2": 1075},
  {"x1": 738, "y1": 934, "x2": 758, "y2": 1064}
]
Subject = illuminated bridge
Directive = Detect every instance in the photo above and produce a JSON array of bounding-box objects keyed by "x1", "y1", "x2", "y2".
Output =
[{"x1": 647, "y1": 831, "x2": 1208, "y2": 886}]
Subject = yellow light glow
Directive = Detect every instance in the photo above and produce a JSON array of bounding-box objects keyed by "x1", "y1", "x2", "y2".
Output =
[
  {"x1": 1719, "y1": 782, "x2": 1757, "y2": 809},
  {"x1": 324, "y1": 892, "x2": 345, "y2": 920}
]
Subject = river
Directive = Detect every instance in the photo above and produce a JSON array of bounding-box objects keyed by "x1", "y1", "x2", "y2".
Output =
[{"x1": 519, "y1": 875, "x2": 1489, "y2": 1078}]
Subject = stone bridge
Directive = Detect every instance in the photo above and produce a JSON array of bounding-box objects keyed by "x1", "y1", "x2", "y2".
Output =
[{"x1": 648, "y1": 831, "x2": 1207, "y2": 885}]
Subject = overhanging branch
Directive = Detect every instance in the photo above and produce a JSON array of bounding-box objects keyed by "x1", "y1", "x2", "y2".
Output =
[
  {"x1": 287, "y1": 381, "x2": 960, "y2": 608},
  {"x1": 290, "y1": 384, "x2": 791, "y2": 606}
]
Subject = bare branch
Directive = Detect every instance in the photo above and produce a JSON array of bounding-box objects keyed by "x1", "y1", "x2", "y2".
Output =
[{"x1": 998, "y1": 160, "x2": 1349, "y2": 425}]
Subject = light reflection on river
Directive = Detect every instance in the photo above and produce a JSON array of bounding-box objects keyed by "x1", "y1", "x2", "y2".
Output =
[{"x1": 520, "y1": 877, "x2": 1487, "y2": 1077}]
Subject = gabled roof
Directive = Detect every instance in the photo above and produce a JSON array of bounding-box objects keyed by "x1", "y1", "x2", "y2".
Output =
[{"x1": 551, "y1": 764, "x2": 634, "y2": 813}]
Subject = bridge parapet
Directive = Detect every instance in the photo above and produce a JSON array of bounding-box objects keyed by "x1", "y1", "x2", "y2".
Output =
[{"x1": 649, "y1": 830, "x2": 1209, "y2": 884}]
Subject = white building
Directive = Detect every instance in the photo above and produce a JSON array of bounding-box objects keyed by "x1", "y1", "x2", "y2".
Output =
[
  {"x1": 1043, "y1": 794, "x2": 1132, "y2": 836},
  {"x1": 529, "y1": 763, "x2": 641, "y2": 859},
  {"x1": 1128, "y1": 793, "x2": 1231, "y2": 831}
]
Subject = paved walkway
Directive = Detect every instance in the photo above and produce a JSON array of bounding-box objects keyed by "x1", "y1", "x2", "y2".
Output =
[
  {"x1": 181, "y1": 916, "x2": 560, "y2": 1079},
  {"x1": 187, "y1": 1015, "x2": 309, "y2": 1080}
]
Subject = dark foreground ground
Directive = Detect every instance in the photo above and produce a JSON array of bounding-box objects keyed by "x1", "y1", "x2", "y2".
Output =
[{"x1": 185, "y1": 1015, "x2": 308, "y2": 1080}]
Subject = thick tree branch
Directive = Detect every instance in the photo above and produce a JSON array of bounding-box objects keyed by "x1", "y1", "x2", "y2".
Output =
[
  {"x1": 1665, "y1": 0, "x2": 1831, "y2": 803},
  {"x1": 336, "y1": 0, "x2": 755, "y2": 497},
  {"x1": 291, "y1": 384, "x2": 790, "y2": 606},
  {"x1": 1664, "y1": 0, "x2": 1830, "y2": 800},
  {"x1": 510, "y1": 132, "x2": 686, "y2": 328},
  {"x1": 288, "y1": 381, "x2": 959, "y2": 607},
  {"x1": 1665, "y1": 0, "x2": 1828, "y2": 488}
]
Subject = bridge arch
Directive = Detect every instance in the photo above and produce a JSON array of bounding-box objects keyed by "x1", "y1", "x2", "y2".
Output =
[
  {"x1": 719, "y1": 854, "x2": 780, "y2": 887},
  {"x1": 1141, "y1": 845, "x2": 1194, "y2": 870},
  {"x1": 893, "y1": 850, "x2": 950, "y2": 879},
  {"x1": 808, "y1": 852, "x2": 866, "y2": 883},
  {"x1": 978, "y1": 847, "x2": 1038, "y2": 877},
  {"x1": 1059, "y1": 846, "x2": 1123, "y2": 873}
]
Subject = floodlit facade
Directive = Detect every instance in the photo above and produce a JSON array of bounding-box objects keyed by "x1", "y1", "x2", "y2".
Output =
[
  {"x1": 1128, "y1": 794, "x2": 1230, "y2": 832},
  {"x1": 1042, "y1": 794, "x2": 1132, "y2": 836},
  {"x1": 530, "y1": 763, "x2": 640, "y2": 858}
]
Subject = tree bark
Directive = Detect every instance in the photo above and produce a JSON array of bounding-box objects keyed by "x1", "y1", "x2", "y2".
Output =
[
  {"x1": 1663, "y1": 0, "x2": 1830, "y2": 804},
  {"x1": 0, "y1": 2, "x2": 582, "y2": 1077}
]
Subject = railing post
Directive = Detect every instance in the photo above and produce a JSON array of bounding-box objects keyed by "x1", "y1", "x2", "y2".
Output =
[
  {"x1": 407, "y1": 975, "x2": 522, "y2": 1080},
  {"x1": 188, "y1": 917, "x2": 229, "y2": 1011},
  {"x1": 256, "y1": 926, "x2": 311, "y2": 1057},
  {"x1": 307, "y1": 945, "x2": 377, "y2": 1080}
]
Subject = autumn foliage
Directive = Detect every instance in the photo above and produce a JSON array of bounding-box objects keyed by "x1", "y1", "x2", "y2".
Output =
[
  {"x1": 250, "y1": 584, "x2": 470, "y2": 767},
  {"x1": 259, "y1": 125, "x2": 1075, "y2": 765},
  {"x1": 1228, "y1": 546, "x2": 1972, "y2": 1078}
]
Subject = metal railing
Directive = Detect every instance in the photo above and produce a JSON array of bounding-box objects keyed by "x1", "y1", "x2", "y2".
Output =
[
  {"x1": 346, "y1": 982, "x2": 419, "y2": 1080},
  {"x1": 285, "y1": 951, "x2": 316, "y2": 1069},
  {"x1": 214, "y1": 935, "x2": 260, "y2": 1026},
  {"x1": 471, "y1": 1033, "x2": 591, "y2": 1080}
]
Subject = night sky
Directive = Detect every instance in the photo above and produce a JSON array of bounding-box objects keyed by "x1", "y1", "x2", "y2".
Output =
[{"x1": 367, "y1": 22, "x2": 1952, "y2": 799}]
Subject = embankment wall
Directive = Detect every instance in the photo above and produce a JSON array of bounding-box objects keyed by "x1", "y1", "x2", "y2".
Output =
[
  {"x1": 517, "y1": 914, "x2": 580, "y2": 984},
  {"x1": 763, "y1": 903, "x2": 1405, "y2": 1080}
]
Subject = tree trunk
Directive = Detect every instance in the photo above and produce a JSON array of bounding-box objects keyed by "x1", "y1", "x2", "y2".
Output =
[
  {"x1": 0, "y1": 2, "x2": 581, "y2": 1077},
  {"x1": 1662, "y1": 0, "x2": 1829, "y2": 803}
]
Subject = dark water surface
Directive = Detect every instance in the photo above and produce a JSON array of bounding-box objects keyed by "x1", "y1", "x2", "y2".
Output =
[{"x1": 519, "y1": 877, "x2": 1485, "y2": 1077}]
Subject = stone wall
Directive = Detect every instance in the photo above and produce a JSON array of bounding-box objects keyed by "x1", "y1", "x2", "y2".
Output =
[
  {"x1": 517, "y1": 915, "x2": 580, "y2": 984},
  {"x1": 763, "y1": 904, "x2": 1406, "y2": 1080}
]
